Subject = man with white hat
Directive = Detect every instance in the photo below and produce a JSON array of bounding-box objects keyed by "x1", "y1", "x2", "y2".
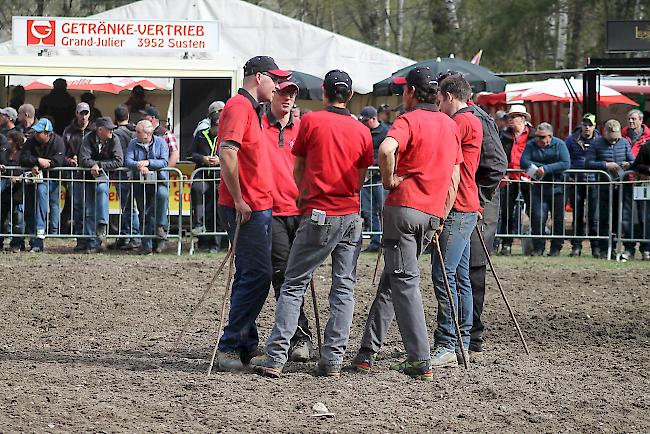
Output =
[
  {"x1": 0, "y1": 107, "x2": 18, "y2": 136},
  {"x1": 497, "y1": 104, "x2": 533, "y2": 256}
]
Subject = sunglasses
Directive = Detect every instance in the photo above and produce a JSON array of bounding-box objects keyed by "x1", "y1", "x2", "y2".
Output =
[{"x1": 261, "y1": 72, "x2": 280, "y2": 84}]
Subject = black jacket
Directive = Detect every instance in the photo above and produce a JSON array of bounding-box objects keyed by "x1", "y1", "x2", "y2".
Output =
[
  {"x1": 20, "y1": 133, "x2": 66, "y2": 169},
  {"x1": 631, "y1": 141, "x2": 650, "y2": 176},
  {"x1": 38, "y1": 90, "x2": 77, "y2": 135},
  {"x1": 113, "y1": 123, "x2": 136, "y2": 154},
  {"x1": 190, "y1": 128, "x2": 218, "y2": 169},
  {"x1": 78, "y1": 131, "x2": 123, "y2": 179},
  {"x1": 62, "y1": 120, "x2": 95, "y2": 166}
]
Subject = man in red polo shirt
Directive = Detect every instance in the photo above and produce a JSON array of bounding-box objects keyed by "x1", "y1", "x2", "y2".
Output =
[
  {"x1": 262, "y1": 80, "x2": 314, "y2": 362},
  {"x1": 350, "y1": 67, "x2": 463, "y2": 381},
  {"x1": 215, "y1": 56, "x2": 291, "y2": 371},
  {"x1": 252, "y1": 70, "x2": 373, "y2": 378}
]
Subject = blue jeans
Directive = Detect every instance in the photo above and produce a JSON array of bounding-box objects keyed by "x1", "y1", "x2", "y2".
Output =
[
  {"x1": 24, "y1": 180, "x2": 60, "y2": 249},
  {"x1": 361, "y1": 173, "x2": 386, "y2": 248},
  {"x1": 156, "y1": 182, "x2": 169, "y2": 228},
  {"x1": 432, "y1": 210, "x2": 477, "y2": 351},
  {"x1": 117, "y1": 180, "x2": 141, "y2": 239},
  {"x1": 217, "y1": 206, "x2": 273, "y2": 354},
  {"x1": 529, "y1": 185, "x2": 565, "y2": 253},
  {"x1": 84, "y1": 182, "x2": 109, "y2": 249},
  {"x1": 133, "y1": 183, "x2": 169, "y2": 251}
]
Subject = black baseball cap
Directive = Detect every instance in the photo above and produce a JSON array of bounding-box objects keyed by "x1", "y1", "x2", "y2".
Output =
[
  {"x1": 393, "y1": 67, "x2": 438, "y2": 91},
  {"x1": 139, "y1": 106, "x2": 160, "y2": 119},
  {"x1": 243, "y1": 56, "x2": 291, "y2": 78},
  {"x1": 323, "y1": 69, "x2": 352, "y2": 96},
  {"x1": 95, "y1": 116, "x2": 116, "y2": 130}
]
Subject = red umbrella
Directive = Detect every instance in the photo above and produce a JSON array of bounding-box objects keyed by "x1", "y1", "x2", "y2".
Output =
[
  {"x1": 508, "y1": 78, "x2": 639, "y2": 107},
  {"x1": 23, "y1": 76, "x2": 164, "y2": 94}
]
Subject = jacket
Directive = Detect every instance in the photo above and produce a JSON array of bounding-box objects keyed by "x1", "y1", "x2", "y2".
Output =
[
  {"x1": 631, "y1": 141, "x2": 650, "y2": 176},
  {"x1": 622, "y1": 124, "x2": 650, "y2": 157},
  {"x1": 38, "y1": 89, "x2": 77, "y2": 135},
  {"x1": 62, "y1": 119, "x2": 95, "y2": 166},
  {"x1": 79, "y1": 131, "x2": 123, "y2": 180},
  {"x1": 500, "y1": 125, "x2": 533, "y2": 165},
  {"x1": 520, "y1": 136, "x2": 571, "y2": 189},
  {"x1": 585, "y1": 136, "x2": 634, "y2": 180},
  {"x1": 370, "y1": 121, "x2": 390, "y2": 164},
  {"x1": 125, "y1": 135, "x2": 169, "y2": 181},
  {"x1": 190, "y1": 128, "x2": 218, "y2": 169},
  {"x1": 20, "y1": 133, "x2": 66, "y2": 169}
]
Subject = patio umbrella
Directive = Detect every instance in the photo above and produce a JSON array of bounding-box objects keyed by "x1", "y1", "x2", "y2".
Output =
[
  {"x1": 20, "y1": 76, "x2": 166, "y2": 94},
  {"x1": 373, "y1": 56, "x2": 507, "y2": 96},
  {"x1": 289, "y1": 70, "x2": 323, "y2": 100},
  {"x1": 509, "y1": 78, "x2": 639, "y2": 107}
]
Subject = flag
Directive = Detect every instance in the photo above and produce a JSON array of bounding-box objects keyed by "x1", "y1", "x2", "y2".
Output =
[{"x1": 470, "y1": 50, "x2": 483, "y2": 65}]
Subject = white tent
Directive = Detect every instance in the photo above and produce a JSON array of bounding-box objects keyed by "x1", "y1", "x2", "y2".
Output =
[{"x1": 0, "y1": 0, "x2": 414, "y2": 94}]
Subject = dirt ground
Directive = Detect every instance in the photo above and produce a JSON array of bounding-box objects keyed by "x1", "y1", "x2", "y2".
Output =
[{"x1": 1, "y1": 244, "x2": 649, "y2": 433}]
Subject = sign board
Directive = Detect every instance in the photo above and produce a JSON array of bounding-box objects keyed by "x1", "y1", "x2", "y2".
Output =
[
  {"x1": 607, "y1": 20, "x2": 650, "y2": 52},
  {"x1": 633, "y1": 184, "x2": 650, "y2": 201},
  {"x1": 12, "y1": 17, "x2": 218, "y2": 53}
]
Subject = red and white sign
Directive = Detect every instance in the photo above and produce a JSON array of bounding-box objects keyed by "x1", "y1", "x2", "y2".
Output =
[{"x1": 13, "y1": 16, "x2": 219, "y2": 52}]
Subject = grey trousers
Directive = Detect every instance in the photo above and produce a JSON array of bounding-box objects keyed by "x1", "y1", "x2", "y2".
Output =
[
  {"x1": 265, "y1": 213, "x2": 363, "y2": 368},
  {"x1": 359, "y1": 205, "x2": 439, "y2": 362}
]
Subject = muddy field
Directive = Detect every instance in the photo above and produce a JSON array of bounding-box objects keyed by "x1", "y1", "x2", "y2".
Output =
[{"x1": 0, "y1": 245, "x2": 649, "y2": 433}]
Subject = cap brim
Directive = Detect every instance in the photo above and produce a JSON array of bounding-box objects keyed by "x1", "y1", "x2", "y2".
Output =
[
  {"x1": 358, "y1": 116, "x2": 370, "y2": 122},
  {"x1": 392, "y1": 76, "x2": 407, "y2": 85},
  {"x1": 268, "y1": 69, "x2": 292, "y2": 79},
  {"x1": 278, "y1": 81, "x2": 299, "y2": 92}
]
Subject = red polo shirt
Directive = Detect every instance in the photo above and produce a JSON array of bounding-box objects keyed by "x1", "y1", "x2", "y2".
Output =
[
  {"x1": 291, "y1": 106, "x2": 374, "y2": 216},
  {"x1": 262, "y1": 111, "x2": 301, "y2": 216},
  {"x1": 217, "y1": 89, "x2": 273, "y2": 211},
  {"x1": 384, "y1": 104, "x2": 463, "y2": 218},
  {"x1": 451, "y1": 111, "x2": 482, "y2": 213}
]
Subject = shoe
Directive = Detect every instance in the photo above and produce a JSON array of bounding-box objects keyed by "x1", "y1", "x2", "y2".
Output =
[
  {"x1": 241, "y1": 347, "x2": 264, "y2": 365},
  {"x1": 289, "y1": 339, "x2": 313, "y2": 362},
  {"x1": 316, "y1": 362, "x2": 341, "y2": 378},
  {"x1": 350, "y1": 349, "x2": 377, "y2": 374},
  {"x1": 389, "y1": 359, "x2": 433, "y2": 381},
  {"x1": 96, "y1": 223, "x2": 108, "y2": 240},
  {"x1": 642, "y1": 251, "x2": 650, "y2": 261},
  {"x1": 499, "y1": 245, "x2": 511, "y2": 256},
  {"x1": 36, "y1": 229, "x2": 46, "y2": 240},
  {"x1": 620, "y1": 250, "x2": 633, "y2": 261},
  {"x1": 10, "y1": 245, "x2": 22, "y2": 253},
  {"x1": 121, "y1": 240, "x2": 142, "y2": 251},
  {"x1": 430, "y1": 346, "x2": 458, "y2": 368},
  {"x1": 250, "y1": 355, "x2": 283, "y2": 378},
  {"x1": 29, "y1": 246, "x2": 43, "y2": 253},
  {"x1": 156, "y1": 226, "x2": 168, "y2": 240},
  {"x1": 191, "y1": 225, "x2": 206, "y2": 236},
  {"x1": 363, "y1": 245, "x2": 381, "y2": 253},
  {"x1": 216, "y1": 350, "x2": 245, "y2": 372},
  {"x1": 569, "y1": 247, "x2": 581, "y2": 257},
  {"x1": 153, "y1": 240, "x2": 166, "y2": 253},
  {"x1": 456, "y1": 349, "x2": 470, "y2": 365},
  {"x1": 140, "y1": 248, "x2": 153, "y2": 255},
  {"x1": 468, "y1": 350, "x2": 483, "y2": 363},
  {"x1": 547, "y1": 249, "x2": 561, "y2": 257},
  {"x1": 592, "y1": 247, "x2": 601, "y2": 259},
  {"x1": 529, "y1": 250, "x2": 543, "y2": 257},
  {"x1": 85, "y1": 246, "x2": 102, "y2": 254},
  {"x1": 73, "y1": 243, "x2": 87, "y2": 252}
]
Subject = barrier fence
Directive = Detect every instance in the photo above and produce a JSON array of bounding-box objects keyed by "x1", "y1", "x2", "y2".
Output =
[{"x1": 1, "y1": 166, "x2": 648, "y2": 259}]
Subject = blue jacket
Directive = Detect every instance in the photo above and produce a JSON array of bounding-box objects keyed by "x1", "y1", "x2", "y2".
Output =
[
  {"x1": 370, "y1": 121, "x2": 390, "y2": 164},
  {"x1": 584, "y1": 136, "x2": 634, "y2": 180},
  {"x1": 520, "y1": 136, "x2": 570, "y2": 185},
  {"x1": 565, "y1": 127, "x2": 601, "y2": 170},
  {"x1": 125, "y1": 135, "x2": 169, "y2": 180}
]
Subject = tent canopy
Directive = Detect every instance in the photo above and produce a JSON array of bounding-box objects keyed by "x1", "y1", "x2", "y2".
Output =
[{"x1": 0, "y1": 0, "x2": 414, "y2": 94}]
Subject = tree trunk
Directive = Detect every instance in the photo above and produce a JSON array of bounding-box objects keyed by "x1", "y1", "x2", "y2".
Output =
[
  {"x1": 384, "y1": 0, "x2": 391, "y2": 50},
  {"x1": 555, "y1": 0, "x2": 569, "y2": 68},
  {"x1": 396, "y1": 0, "x2": 404, "y2": 55},
  {"x1": 445, "y1": 0, "x2": 459, "y2": 53}
]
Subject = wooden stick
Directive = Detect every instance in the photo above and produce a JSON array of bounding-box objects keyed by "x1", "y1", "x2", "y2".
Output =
[{"x1": 372, "y1": 247, "x2": 383, "y2": 285}]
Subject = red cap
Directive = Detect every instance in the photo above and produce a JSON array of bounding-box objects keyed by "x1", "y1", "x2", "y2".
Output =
[
  {"x1": 268, "y1": 69, "x2": 292, "y2": 79},
  {"x1": 277, "y1": 81, "x2": 299, "y2": 92},
  {"x1": 392, "y1": 76, "x2": 408, "y2": 85}
]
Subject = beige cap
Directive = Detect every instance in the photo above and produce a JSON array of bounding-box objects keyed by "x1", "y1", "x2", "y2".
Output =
[{"x1": 604, "y1": 119, "x2": 622, "y2": 138}]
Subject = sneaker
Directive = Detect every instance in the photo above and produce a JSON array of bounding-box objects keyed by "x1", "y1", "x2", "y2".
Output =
[
  {"x1": 29, "y1": 246, "x2": 43, "y2": 253},
  {"x1": 36, "y1": 229, "x2": 46, "y2": 240},
  {"x1": 241, "y1": 347, "x2": 264, "y2": 365},
  {"x1": 73, "y1": 243, "x2": 87, "y2": 252},
  {"x1": 569, "y1": 247, "x2": 581, "y2": 257},
  {"x1": 289, "y1": 339, "x2": 313, "y2": 362},
  {"x1": 430, "y1": 346, "x2": 459, "y2": 368},
  {"x1": 316, "y1": 362, "x2": 341, "y2": 378},
  {"x1": 96, "y1": 223, "x2": 108, "y2": 240},
  {"x1": 389, "y1": 359, "x2": 433, "y2": 381},
  {"x1": 468, "y1": 350, "x2": 483, "y2": 363},
  {"x1": 620, "y1": 250, "x2": 633, "y2": 261},
  {"x1": 10, "y1": 245, "x2": 22, "y2": 253},
  {"x1": 642, "y1": 251, "x2": 650, "y2": 261},
  {"x1": 547, "y1": 249, "x2": 561, "y2": 257},
  {"x1": 216, "y1": 350, "x2": 245, "y2": 372},
  {"x1": 350, "y1": 349, "x2": 377, "y2": 374},
  {"x1": 191, "y1": 225, "x2": 206, "y2": 236},
  {"x1": 250, "y1": 355, "x2": 283, "y2": 378},
  {"x1": 156, "y1": 226, "x2": 168, "y2": 240},
  {"x1": 499, "y1": 245, "x2": 511, "y2": 256}
]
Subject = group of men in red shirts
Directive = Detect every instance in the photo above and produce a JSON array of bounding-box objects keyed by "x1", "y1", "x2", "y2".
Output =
[{"x1": 213, "y1": 55, "x2": 505, "y2": 381}]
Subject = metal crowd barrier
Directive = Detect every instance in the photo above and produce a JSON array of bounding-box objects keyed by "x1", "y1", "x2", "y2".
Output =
[
  {"x1": 187, "y1": 167, "x2": 227, "y2": 255},
  {"x1": 615, "y1": 170, "x2": 650, "y2": 259},
  {"x1": 361, "y1": 166, "x2": 384, "y2": 242},
  {"x1": 0, "y1": 166, "x2": 183, "y2": 255}
]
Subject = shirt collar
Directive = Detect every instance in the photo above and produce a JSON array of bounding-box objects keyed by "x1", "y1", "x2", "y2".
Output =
[
  {"x1": 238, "y1": 88, "x2": 262, "y2": 116},
  {"x1": 326, "y1": 106, "x2": 351, "y2": 116},
  {"x1": 266, "y1": 106, "x2": 294, "y2": 129},
  {"x1": 410, "y1": 103, "x2": 439, "y2": 113}
]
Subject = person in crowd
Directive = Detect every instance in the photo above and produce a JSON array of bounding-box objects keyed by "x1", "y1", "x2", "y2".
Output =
[
  {"x1": 0, "y1": 130, "x2": 27, "y2": 252},
  {"x1": 0, "y1": 107, "x2": 18, "y2": 135},
  {"x1": 358, "y1": 105, "x2": 390, "y2": 253},
  {"x1": 189, "y1": 111, "x2": 221, "y2": 252},
  {"x1": 497, "y1": 104, "x2": 533, "y2": 256},
  {"x1": 16, "y1": 104, "x2": 37, "y2": 139},
  {"x1": 38, "y1": 78, "x2": 76, "y2": 135},
  {"x1": 291, "y1": 104, "x2": 301, "y2": 119},
  {"x1": 261, "y1": 80, "x2": 314, "y2": 362},
  {"x1": 80, "y1": 92, "x2": 103, "y2": 122},
  {"x1": 252, "y1": 69, "x2": 372, "y2": 379},
  {"x1": 494, "y1": 110, "x2": 508, "y2": 131},
  {"x1": 565, "y1": 113, "x2": 601, "y2": 257},
  {"x1": 377, "y1": 104, "x2": 392, "y2": 125},
  {"x1": 193, "y1": 101, "x2": 225, "y2": 138},
  {"x1": 20, "y1": 118, "x2": 65, "y2": 253},
  {"x1": 520, "y1": 122, "x2": 571, "y2": 256},
  {"x1": 585, "y1": 119, "x2": 635, "y2": 260},
  {"x1": 78, "y1": 117, "x2": 123, "y2": 253},
  {"x1": 124, "y1": 85, "x2": 149, "y2": 115},
  {"x1": 62, "y1": 102, "x2": 95, "y2": 249},
  {"x1": 213, "y1": 56, "x2": 290, "y2": 371},
  {"x1": 9, "y1": 85, "x2": 25, "y2": 111},
  {"x1": 111, "y1": 104, "x2": 140, "y2": 250},
  {"x1": 124, "y1": 119, "x2": 169, "y2": 255},
  {"x1": 630, "y1": 136, "x2": 650, "y2": 261},
  {"x1": 349, "y1": 67, "x2": 462, "y2": 379}
]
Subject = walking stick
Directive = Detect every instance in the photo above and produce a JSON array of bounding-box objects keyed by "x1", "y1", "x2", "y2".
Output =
[
  {"x1": 309, "y1": 279, "x2": 323, "y2": 356},
  {"x1": 372, "y1": 247, "x2": 383, "y2": 285},
  {"x1": 433, "y1": 234, "x2": 469, "y2": 369},
  {"x1": 174, "y1": 248, "x2": 233, "y2": 348},
  {"x1": 207, "y1": 216, "x2": 243, "y2": 376},
  {"x1": 474, "y1": 227, "x2": 530, "y2": 355}
]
